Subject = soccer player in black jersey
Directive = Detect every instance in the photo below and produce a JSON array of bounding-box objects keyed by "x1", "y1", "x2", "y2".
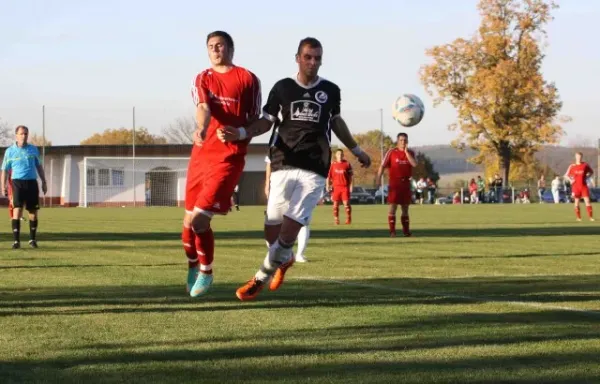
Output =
[{"x1": 218, "y1": 37, "x2": 371, "y2": 301}]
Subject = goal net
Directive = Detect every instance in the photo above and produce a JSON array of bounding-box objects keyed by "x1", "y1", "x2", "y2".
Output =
[{"x1": 81, "y1": 157, "x2": 189, "y2": 207}]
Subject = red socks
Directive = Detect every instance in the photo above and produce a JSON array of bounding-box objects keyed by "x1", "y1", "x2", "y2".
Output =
[
  {"x1": 194, "y1": 228, "x2": 215, "y2": 274},
  {"x1": 587, "y1": 205, "x2": 593, "y2": 218},
  {"x1": 388, "y1": 215, "x2": 396, "y2": 236},
  {"x1": 182, "y1": 226, "x2": 198, "y2": 268},
  {"x1": 401, "y1": 215, "x2": 410, "y2": 235},
  {"x1": 333, "y1": 203, "x2": 339, "y2": 223}
]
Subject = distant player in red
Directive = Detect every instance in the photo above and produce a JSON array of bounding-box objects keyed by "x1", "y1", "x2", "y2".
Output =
[
  {"x1": 327, "y1": 149, "x2": 353, "y2": 224},
  {"x1": 565, "y1": 151, "x2": 594, "y2": 222},
  {"x1": 377, "y1": 133, "x2": 418, "y2": 237},
  {"x1": 182, "y1": 30, "x2": 261, "y2": 297}
]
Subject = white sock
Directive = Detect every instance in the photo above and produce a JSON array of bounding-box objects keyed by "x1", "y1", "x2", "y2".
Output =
[
  {"x1": 296, "y1": 226, "x2": 310, "y2": 257},
  {"x1": 255, "y1": 239, "x2": 292, "y2": 281}
]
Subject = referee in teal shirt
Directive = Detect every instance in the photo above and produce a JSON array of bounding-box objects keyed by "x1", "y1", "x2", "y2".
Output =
[{"x1": 1, "y1": 125, "x2": 47, "y2": 249}]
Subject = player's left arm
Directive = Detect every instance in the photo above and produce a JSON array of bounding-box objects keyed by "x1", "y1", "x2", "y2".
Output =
[
  {"x1": 405, "y1": 149, "x2": 418, "y2": 167},
  {"x1": 34, "y1": 149, "x2": 48, "y2": 194},
  {"x1": 329, "y1": 86, "x2": 371, "y2": 168},
  {"x1": 348, "y1": 165, "x2": 353, "y2": 193},
  {"x1": 218, "y1": 80, "x2": 279, "y2": 142}
]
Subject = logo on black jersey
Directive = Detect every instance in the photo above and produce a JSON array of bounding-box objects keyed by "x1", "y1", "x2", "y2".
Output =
[
  {"x1": 315, "y1": 91, "x2": 328, "y2": 103},
  {"x1": 291, "y1": 101, "x2": 321, "y2": 123}
]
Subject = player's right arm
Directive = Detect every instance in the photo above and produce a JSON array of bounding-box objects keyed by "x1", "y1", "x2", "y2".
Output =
[
  {"x1": 326, "y1": 165, "x2": 333, "y2": 192},
  {"x1": 1, "y1": 149, "x2": 11, "y2": 196},
  {"x1": 191, "y1": 72, "x2": 211, "y2": 145},
  {"x1": 376, "y1": 149, "x2": 392, "y2": 188}
]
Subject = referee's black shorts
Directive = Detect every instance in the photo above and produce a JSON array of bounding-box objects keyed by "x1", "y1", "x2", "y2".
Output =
[{"x1": 11, "y1": 179, "x2": 40, "y2": 212}]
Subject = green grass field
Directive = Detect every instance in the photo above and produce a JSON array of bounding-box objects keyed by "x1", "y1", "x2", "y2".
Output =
[{"x1": 1, "y1": 204, "x2": 599, "y2": 383}]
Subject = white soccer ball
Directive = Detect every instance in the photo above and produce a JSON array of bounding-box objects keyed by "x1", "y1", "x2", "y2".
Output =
[{"x1": 392, "y1": 94, "x2": 425, "y2": 127}]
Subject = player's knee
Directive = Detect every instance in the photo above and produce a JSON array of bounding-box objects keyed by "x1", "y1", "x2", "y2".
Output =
[
  {"x1": 183, "y1": 212, "x2": 193, "y2": 228},
  {"x1": 191, "y1": 209, "x2": 213, "y2": 234},
  {"x1": 29, "y1": 212, "x2": 37, "y2": 221}
]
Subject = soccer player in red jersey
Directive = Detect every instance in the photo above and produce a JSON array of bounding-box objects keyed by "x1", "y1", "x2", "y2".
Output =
[
  {"x1": 565, "y1": 151, "x2": 594, "y2": 222},
  {"x1": 327, "y1": 149, "x2": 353, "y2": 224},
  {"x1": 183, "y1": 31, "x2": 262, "y2": 297},
  {"x1": 376, "y1": 133, "x2": 418, "y2": 237}
]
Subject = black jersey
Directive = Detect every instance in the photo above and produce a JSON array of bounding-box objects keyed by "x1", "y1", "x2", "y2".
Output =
[{"x1": 262, "y1": 76, "x2": 341, "y2": 178}]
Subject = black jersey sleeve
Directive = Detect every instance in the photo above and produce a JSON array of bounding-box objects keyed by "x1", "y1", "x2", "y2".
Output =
[
  {"x1": 262, "y1": 81, "x2": 283, "y2": 123},
  {"x1": 331, "y1": 84, "x2": 341, "y2": 119}
]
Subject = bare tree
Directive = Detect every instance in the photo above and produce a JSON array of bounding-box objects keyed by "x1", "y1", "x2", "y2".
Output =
[
  {"x1": 0, "y1": 118, "x2": 11, "y2": 146},
  {"x1": 162, "y1": 117, "x2": 196, "y2": 144}
]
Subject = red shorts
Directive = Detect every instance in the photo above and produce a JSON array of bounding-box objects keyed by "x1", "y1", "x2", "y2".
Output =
[
  {"x1": 388, "y1": 184, "x2": 412, "y2": 205},
  {"x1": 331, "y1": 186, "x2": 350, "y2": 202},
  {"x1": 571, "y1": 185, "x2": 590, "y2": 199},
  {"x1": 184, "y1": 152, "x2": 245, "y2": 215}
]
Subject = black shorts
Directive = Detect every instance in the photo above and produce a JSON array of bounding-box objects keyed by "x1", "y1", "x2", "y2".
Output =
[{"x1": 11, "y1": 179, "x2": 40, "y2": 211}]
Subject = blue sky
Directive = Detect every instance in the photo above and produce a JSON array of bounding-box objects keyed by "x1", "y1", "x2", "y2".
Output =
[{"x1": 1, "y1": 0, "x2": 598, "y2": 147}]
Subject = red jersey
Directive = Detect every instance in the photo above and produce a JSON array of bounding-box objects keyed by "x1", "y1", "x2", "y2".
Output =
[
  {"x1": 382, "y1": 148, "x2": 414, "y2": 184},
  {"x1": 566, "y1": 162, "x2": 593, "y2": 186},
  {"x1": 191, "y1": 66, "x2": 261, "y2": 160},
  {"x1": 328, "y1": 160, "x2": 353, "y2": 187}
]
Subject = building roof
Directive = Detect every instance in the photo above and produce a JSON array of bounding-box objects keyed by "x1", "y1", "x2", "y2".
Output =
[{"x1": 0, "y1": 143, "x2": 270, "y2": 158}]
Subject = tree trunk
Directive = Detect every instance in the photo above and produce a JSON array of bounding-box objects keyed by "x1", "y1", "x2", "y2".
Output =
[{"x1": 498, "y1": 141, "x2": 511, "y2": 190}]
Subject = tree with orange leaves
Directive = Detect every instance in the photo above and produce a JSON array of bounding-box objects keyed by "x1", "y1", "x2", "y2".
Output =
[{"x1": 420, "y1": 0, "x2": 568, "y2": 185}]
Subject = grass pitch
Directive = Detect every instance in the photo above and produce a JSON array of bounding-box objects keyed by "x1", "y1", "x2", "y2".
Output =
[{"x1": 1, "y1": 204, "x2": 599, "y2": 383}]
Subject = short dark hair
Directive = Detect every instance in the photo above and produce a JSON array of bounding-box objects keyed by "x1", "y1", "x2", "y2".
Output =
[
  {"x1": 206, "y1": 31, "x2": 234, "y2": 51},
  {"x1": 397, "y1": 132, "x2": 408, "y2": 140},
  {"x1": 297, "y1": 37, "x2": 322, "y2": 55},
  {"x1": 15, "y1": 125, "x2": 28, "y2": 134}
]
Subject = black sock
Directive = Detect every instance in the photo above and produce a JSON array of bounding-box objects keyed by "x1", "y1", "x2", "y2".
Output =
[
  {"x1": 30, "y1": 220, "x2": 38, "y2": 241},
  {"x1": 11, "y1": 219, "x2": 20, "y2": 242},
  {"x1": 277, "y1": 238, "x2": 294, "y2": 249}
]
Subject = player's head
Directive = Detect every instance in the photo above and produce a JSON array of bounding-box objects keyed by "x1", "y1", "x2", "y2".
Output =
[
  {"x1": 396, "y1": 133, "x2": 408, "y2": 149},
  {"x1": 575, "y1": 151, "x2": 583, "y2": 163},
  {"x1": 15, "y1": 125, "x2": 29, "y2": 146},
  {"x1": 296, "y1": 37, "x2": 322, "y2": 79},
  {"x1": 335, "y1": 149, "x2": 344, "y2": 161},
  {"x1": 206, "y1": 31, "x2": 234, "y2": 67}
]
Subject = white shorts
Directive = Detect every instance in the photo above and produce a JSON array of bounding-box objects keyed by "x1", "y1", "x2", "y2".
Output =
[{"x1": 265, "y1": 168, "x2": 326, "y2": 226}]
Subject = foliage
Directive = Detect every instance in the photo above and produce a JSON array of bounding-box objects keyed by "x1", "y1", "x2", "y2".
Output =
[
  {"x1": 0, "y1": 118, "x2": 11, "y2": 146},
  {"x1": 81, "y1": 127, "x2": 167, "y2": 145},
  {"x1": 420, "y1": 0, "x2": 567, "y2": 185},
  {"x1": 29, "y1": 133, "x2": 52, "y2": 147},
  {"x1": 162, "y1": 117, "x2": 196, "y2": 144}
]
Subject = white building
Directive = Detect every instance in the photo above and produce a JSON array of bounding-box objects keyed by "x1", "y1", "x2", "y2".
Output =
[{"x1": 0, "y1": 144, "x2": 271, "y2": 208}]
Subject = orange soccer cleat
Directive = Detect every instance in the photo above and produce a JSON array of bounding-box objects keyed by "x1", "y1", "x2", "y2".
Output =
[
  {"x1": 236, "y1": 277, "x2": 265, "y2": 301},
  {"x1": 269, "y1": 257, "x2": 295, "y2": 291}
]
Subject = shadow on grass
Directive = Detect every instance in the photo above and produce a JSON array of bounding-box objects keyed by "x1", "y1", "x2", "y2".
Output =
[
  {"x1": 1, "y1": 276, "x2": 599, "y2": 383},
  {"x1": 1, "y1": 275, "x2": 598, "y2": 315},
  {"x1": 0, "y1": 225, "x2": 599, "y2": 244}
]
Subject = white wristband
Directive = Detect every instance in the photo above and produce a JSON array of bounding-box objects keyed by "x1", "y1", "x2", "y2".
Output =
[
  {"x1": 238, "y1": 127, "x2": 247, "y2": 141},
  {"x1": 350, "y1": 146, "x2": 363, "y2": 156}
]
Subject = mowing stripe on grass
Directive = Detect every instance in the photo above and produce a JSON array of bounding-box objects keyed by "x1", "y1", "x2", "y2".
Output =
[{"x1": 297, "y1": 276, "x2": 600, "y2": 318}]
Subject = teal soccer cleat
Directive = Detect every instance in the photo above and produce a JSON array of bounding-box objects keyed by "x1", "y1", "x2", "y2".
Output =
[
  {"x1": 186, "y1": 266, "x2": 199, "y2": 293},
  {"x1": 190, "y1": 273, "x2": 213, "y2": 297}
]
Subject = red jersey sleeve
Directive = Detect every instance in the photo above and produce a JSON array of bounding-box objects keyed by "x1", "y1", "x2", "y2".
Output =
[
  {"x1": 585, "y1": 163, "x2": 594, "y2": 176},
  {"x1": 243, "y1": 71, "x2": 262, "y2": 120},
  {"x1": 382, "y1": 149, "x2": 393, "y2": 168},
  {"x1": 328, "y1": 164, "x2": 334, "y2": 180},
  {"x1": 191, "y1": 70, "x2": 210, "y2": 106},
  {"x1": 347, "y1": 162, "x2": 353, "y2": 176}
]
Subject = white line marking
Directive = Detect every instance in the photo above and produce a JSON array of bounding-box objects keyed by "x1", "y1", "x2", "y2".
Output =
[{"x1": 296, "y1": 276, "x2": 600, "y2": 318}]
